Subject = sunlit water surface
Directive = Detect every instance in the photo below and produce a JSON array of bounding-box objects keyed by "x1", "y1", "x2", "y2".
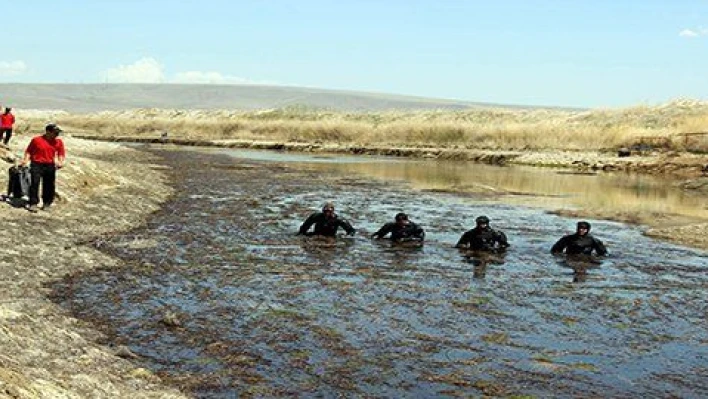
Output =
[{"x1": 51, "y1": 148, "x2": 707, "y2": 398}]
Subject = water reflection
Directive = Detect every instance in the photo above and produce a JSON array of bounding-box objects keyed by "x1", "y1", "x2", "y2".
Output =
[
  {"x1": 555, "y1": 254, "x2": 604, "y2": 283},
  {"x1": 325, "y1": 161, "x2": 706, "y2": 217},
  {"x1": 460, "y1": 250, "x2": 507, "y2": 279},
  {"x1": 298, "y1": 235, "x2": 355, "y2": 266},
  {"x1": 216, "y1": 148, "x2": 707, "y2": 220}
]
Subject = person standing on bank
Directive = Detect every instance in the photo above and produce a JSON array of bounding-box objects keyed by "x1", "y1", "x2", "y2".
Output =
[
  {"x1": 20, "y1": 123, "x2": 66, "y2": 212},
  {"x1": 0, "y1": 107, "x2": 15, "y2": 146},
  {"x1": 551, "y1": 221, "x2": 607, "y2": 256}
]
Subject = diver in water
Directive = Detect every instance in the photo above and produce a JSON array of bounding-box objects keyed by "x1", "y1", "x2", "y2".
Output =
[
  {"x1": 298, "y1": 202, "x2": 356, "y2": 237},
  {"x1": 371, "y1": 212, "x2": 425, "y2": 243},
  {"x1": 551, "y1": 221, "x2": 607, "y2": 256},
  {"x1": 455, "y1": 215, "x2": 510, "y2": 252}
]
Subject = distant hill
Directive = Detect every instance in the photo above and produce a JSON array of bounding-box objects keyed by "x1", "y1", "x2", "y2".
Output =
[{"x1": 0, "y1": 83, "x2": 524, "y2": 113}]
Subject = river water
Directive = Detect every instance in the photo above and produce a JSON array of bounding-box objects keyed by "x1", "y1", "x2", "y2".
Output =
[{"x1": 51, "y1": 147, "x2": 707, "y2": 398}]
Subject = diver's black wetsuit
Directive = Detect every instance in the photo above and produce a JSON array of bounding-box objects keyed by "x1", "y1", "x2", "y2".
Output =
[
  {"x1": 456, "y1": 227, "x2": 509, "y2": 252},
  {"x1": 371, "y1": 222, "x2": 425, "y2": 242},
  {"x1": 551, "y1": 233, "x2": 607, "y2": 256},
  {"x1": 298, "y1": 212, "x2": 356, "y2": 237}
]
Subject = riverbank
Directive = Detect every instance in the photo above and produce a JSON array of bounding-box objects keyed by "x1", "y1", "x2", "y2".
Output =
[
  {"x1": 71, "y1": 134, "x2": 708, "y2": 179},
  {"x1": 0, "y1": 137, "x2": 183, "y2": 397}
]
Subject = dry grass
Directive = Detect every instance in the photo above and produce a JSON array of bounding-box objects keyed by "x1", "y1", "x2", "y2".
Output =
[{"x1": 18, "y1": 99, "x2": 708, "y2": 152}]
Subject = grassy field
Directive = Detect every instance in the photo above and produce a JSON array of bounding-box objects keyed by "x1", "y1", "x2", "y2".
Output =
[{"x1": 17, "y1": 99, "x2": 708, "y2": 152}]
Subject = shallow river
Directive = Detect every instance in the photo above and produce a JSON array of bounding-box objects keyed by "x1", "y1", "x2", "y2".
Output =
[{"x1": 51, "y1": 147, "x2": 707, "y2": 398}]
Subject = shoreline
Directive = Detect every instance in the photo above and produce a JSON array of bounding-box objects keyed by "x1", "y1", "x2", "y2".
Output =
[
  {"x1": 0, "y1": 137, "x2": 184, "y2": 397},
  {"x1": 73, "y1": 134, "x2": 708, "y2": 178}
]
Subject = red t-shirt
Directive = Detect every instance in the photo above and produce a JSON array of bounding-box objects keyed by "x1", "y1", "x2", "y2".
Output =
[
  {"x1": 0, "y1": 113, "x2": 14, "y2": 128},
  {"x1": 25, "y1": 135, "x2": 66, "y2": 164}
]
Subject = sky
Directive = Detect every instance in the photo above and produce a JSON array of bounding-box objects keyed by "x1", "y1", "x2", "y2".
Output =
[{"x1": 1, "y1": 0, "x2": 707, "y2": 108}]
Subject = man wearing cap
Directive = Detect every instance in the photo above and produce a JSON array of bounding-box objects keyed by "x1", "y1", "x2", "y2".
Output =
[
  {"x1": 20, "y1": 123, "x2": 66, "y2": 212},
  {"x1": 298, "y1": 202, "x2": 356, "y2": 237},
  {"x1": 455, "y1": 215, "x2": 510, "y2": 252},
  {"x1": 371, "y1": 212, "x2": 425, "y2": 243},
  {"x1": 551, "y1": 221, "x2": 608, "y2": 256}
]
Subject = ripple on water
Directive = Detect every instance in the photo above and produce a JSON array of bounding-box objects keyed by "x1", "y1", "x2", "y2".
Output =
[{"x1": 50, "y1": 149, "x2": 708, "y2": 398}]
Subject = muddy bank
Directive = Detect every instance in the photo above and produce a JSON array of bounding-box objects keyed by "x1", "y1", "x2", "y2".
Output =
[
  {"x1": 0, "y1": 137, "x2": 183, "y2": 397},
  {"x1": 72, "y1": 134, "x2": 708, "y2": 181}
]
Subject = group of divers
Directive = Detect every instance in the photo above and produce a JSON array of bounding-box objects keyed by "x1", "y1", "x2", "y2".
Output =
[{"x1": 297, "y1": 202, "x2": 608, "y2": 265}]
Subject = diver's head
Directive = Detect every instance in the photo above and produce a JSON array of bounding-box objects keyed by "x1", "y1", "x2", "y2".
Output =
[
  {"x1": 576, "y1": 221, "x2": 591, "y2": 235},
  {"x1": 395, "y1": 212, "x2": 409, "y2": 226},
  {"x1": 322, "y1": 202, "x2": 335, "y2": 217},
  {"x1": 475, "y1": 215, "x2": 490, "y2": 228}
]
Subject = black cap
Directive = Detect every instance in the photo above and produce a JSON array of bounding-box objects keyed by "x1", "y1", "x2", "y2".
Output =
[
  {"x1": 577, "y1": 221, "x2": 591, "y2": 231},
  {"x1": 45, "y1": 123, "x2": 63, "y2": 134},
  {"x1": 395, "y1": 212, "x2": 408, "y2": 221},
  {"x1": 476, "y1": 215, "x2": 490, "y2": 224}
]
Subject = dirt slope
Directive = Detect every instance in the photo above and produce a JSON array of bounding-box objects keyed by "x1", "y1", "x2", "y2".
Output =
[{"x1": 0, "y1": 137, "x2": 183, "y2": 398}]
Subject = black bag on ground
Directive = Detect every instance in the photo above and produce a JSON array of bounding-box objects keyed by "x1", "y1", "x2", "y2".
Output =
[{"x1": 7, "y1": 165, "x2": 31, "y2": 198}]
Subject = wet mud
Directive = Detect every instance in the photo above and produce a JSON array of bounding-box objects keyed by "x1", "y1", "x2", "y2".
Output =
[{"x1": 50, "y1": 149, "x2": 708, "y2": 397}]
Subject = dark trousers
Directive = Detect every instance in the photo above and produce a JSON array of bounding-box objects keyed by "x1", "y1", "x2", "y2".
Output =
[
  {"x1": 0, "y1": 128, "x2": 11, "y2": 145},
  {"x1": 29, "y1": 163, "x2": 56, "y2": 206}
]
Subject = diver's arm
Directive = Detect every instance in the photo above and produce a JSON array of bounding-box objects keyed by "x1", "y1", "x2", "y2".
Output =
[
  {"x1": 339, "y1": 219, "x2": 356, "y2": 236},
  {"x1": 551, "y1": 236, "x2": 569, "y2": 254},
  {"x1": 419, "y1": 230, "x2": 426, "y2": 241},
  {"x1": 455, "y1": 231, "x2": 472, "y2": 248},
  {"x1": 371, "y1": 223, "x2": 393, "y2": 239},
  {"x1": 496, "y1": 231, "x2": 510, "y2": 249},
  {"x1": 593, "y1": 237, "x2": 608, "y2": 256},
  {"x1": 298, "y1": 213, "x2": 318, "y2": 235},
  {"x1": 414, "y1": 226, "x2": 425, "y2": 241}
]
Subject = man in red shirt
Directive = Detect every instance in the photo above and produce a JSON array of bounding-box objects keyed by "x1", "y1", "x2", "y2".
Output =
[
  {"x1": 0, "y1": 107, "x2": 15, "y2": 145},
  {"x1": 21, "y1": 123, "x2": 66, "y2": 212}
]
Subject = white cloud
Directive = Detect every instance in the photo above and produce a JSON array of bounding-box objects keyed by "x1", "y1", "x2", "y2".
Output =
[
  {"x1": 679, "y1": 29, "x2": 699, "y2": 37},
  {"x1": 0, "y1": 60, "x2": 28, "y2": 76},
  {"x1": 101, "y1": 57, "x2": 278, "y2": 85},
  {"x1": 679, "y1": 27, "x2": 708, "y2": 38},
  {"x1": 100, "y1": 57, "x2": 165, "y2": 83}
]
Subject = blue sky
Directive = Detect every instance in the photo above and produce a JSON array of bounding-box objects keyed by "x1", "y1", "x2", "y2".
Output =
[{"x1": 2, "y1": 0, "x2": 707, "y2": 108}]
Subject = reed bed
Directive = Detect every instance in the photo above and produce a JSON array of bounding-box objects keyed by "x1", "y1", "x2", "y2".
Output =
[{"x1": 19, "y1": 99, "x2": 708, "y2": 152}]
